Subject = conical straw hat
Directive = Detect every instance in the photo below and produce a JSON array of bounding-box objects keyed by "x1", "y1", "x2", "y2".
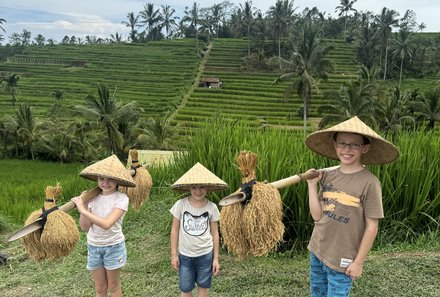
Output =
[
  {"x1": 80, "y1": 155, "x2": 136, "y2": 187},
  {"x1": 171, "y1": 162, "x2": 228, "y2": 192},
  {"x1": 305, "y1": 116, "x2": 399, "y2": 165}
]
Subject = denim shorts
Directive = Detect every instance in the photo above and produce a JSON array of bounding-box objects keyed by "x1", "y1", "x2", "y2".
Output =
[
  {"x1": 178, "y1": 251, "x2": 213, "y2": 292},
  {"x1": 86, "y1": 241, "x2": 127, "y2": 271},
  {"x1": 310, "y1": 252, "x2": 352, "y2": 297}
]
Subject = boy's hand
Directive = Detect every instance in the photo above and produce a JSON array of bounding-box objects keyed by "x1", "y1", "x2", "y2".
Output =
[
  {"x1": 212, "y1": 258, "x2": 219, "y2": 276},
  {"x1": 171, "y1": 255, "x2": 179, "y2": 271},
  {"x1": 306, "y1": 168, "x2": 322, "y2": 184},
  {"x1": 345, "y1": 261, "x2": 363, "y2": 280}
]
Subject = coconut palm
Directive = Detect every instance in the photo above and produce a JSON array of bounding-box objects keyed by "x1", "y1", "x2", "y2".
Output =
[
  {"x1": 139, "y1": 3, "x2": 163, "y2": 41},
  {"x1": 335, "y1": 0, "x2": 357, "y2": 33},
  {"x1": 75, "y1": 83, "x2": 137, "y2": 154},
  {"x1": 272, "y1": 21, "x2": 334, "y2": 132},
  {"x1": 2, "y1": 73, "x2": 20, "y2": 107},
  {"x1": 376, "y1": 86, "x2": 415, "y2": 135},
  {"x1": 182, "y1": 3, "x2": 201, "y2": 56},
  {"x1": 240, "y1": 1, "x2": 258, "y2": 58},
  {"x1": 161, "y1": 5, "x2": 179, "y2": 39},
  {"x1": 0, "y1": 18, "x2": 5, "y2": 33},
  {"x1": 413, "y1": 90, "x2": 440, "y2": 130},
  {"x1": 391, "y1": 29, "x2": 413, "y2": 88},
  {"x1": 121, "y1": 12, "x2": 140, "y2": 43},
  {"x1": 317, "y1": 80, "x2": 377, "y2": 128},
  {"x1": 15, "y1": 102, "x2": 39, "y2": 160},
  {"x1": 375, "y1": 7, "x2": 399, "y2": 80},
  {"x1": 267, "y1": 0, "x2": 297, "y2": 69}
]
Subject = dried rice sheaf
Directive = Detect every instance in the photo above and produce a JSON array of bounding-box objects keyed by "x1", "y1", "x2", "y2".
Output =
[
  {"x1": 22, "y1": 185, "x2": 79, "y2": 261},
  {"x1": 120, "y1": 149, "x2": 153, "y2": 211}
]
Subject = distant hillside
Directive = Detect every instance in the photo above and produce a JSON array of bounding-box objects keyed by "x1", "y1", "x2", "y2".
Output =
[
  {"x1": 1, "y1": 37, "x2": 437, "y2": 137},
  {"x1": 0, "y1": 39, "x2": 200, "y2": 118}
]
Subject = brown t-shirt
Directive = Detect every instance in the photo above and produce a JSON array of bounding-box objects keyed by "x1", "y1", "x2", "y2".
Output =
[{"x1": 308, "y1": 167, "x2": 383, "y2": 273}]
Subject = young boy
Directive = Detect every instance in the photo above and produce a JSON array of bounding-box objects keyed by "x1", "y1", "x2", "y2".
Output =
[
  {"x1": 169, "y1": 162, "x2": 228, "y2": 297},
  {"x1": 304, "y1": 116, "x2": 399, "y2": 296}
]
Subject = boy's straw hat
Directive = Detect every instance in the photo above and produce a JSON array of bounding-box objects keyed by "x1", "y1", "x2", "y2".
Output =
[
  {"x1": 171, "y1": 162, "x2": 228, "y2": 192},
  {"x1": 80, "y1": 155, "x2": 136, "y2": 187},
  {"x1": 305, "y1": 116, "x2": 399, "y2": 165}
]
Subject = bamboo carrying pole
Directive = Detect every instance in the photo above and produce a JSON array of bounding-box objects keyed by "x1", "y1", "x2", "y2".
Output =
[{"x1": 5, "y1": 187, "x2": 101, "y2": 243}]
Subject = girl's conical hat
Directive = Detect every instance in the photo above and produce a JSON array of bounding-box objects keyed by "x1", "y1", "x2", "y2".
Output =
[
  {"x1": 305, "y1": 116, "x2": 399, "y2": 165},
  {"x1": 80, "y1": 155, "x2": 136, "y2": 187},
  {"x1": 171, "y1": 162, "x2": 228, "y2": 192}
]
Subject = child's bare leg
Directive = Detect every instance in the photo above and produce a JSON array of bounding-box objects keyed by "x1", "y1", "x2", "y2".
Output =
[
  {"x1": 197, "y1": 287, "x2": 208, "y2": 297},
  {"x1": 92, "y1": 268, "x2": 108, "y2": 297},
  {"x1": 181, "y1": 291, "x2": 192, "y2": 297},
  {"x1": 106, "y1": 268, "x2": 122, "y2": 297}
]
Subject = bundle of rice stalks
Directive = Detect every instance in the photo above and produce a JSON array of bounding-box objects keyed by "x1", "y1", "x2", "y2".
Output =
[
  {"x1": 22, "y1": 184, "x2": 79, "y2": 261},
  {"x1": 220, "y1": 151, "x2": 285, "y2": 257},
  {"x1": 120, "y1": 149, "x2": 153, "y2": 211}
]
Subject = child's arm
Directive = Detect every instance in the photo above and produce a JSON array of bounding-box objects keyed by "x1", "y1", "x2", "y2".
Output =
[
  {"x1": 345, "y1": 217, "x2": 379, "y2": 280},
  {"x1": 71, "y1": 196, "x2": 124, "y2": 230},
  {"x1": 306, "y1": 169, "x2": 322, "y2": 221},
  {"x1": 211, "y1": 221, "x2": 220, "y2": 276},
  {"x1": 170, "y1": 217, "x2": 180, "y2": 271}
]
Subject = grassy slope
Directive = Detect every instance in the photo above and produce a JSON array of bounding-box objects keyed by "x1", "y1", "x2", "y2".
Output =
[{"x1": 1, "y1": 185, "x2": 440, "y2": 296}]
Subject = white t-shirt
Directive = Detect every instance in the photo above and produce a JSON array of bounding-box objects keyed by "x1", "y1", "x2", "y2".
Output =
[
  {"x1": 170, "y1": 197, "x2": 220, "y2": 257},
  {"x1": 87, "y1": 191, "x2": 129, "y2": 247}
]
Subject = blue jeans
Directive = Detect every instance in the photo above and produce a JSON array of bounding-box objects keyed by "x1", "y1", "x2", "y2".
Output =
[
  {"x1": 178, "y1": 251, "x2": 213, "y2": 293},
  {"x1": 310, "y1": 253, "x2": 353, "y2": 297}
]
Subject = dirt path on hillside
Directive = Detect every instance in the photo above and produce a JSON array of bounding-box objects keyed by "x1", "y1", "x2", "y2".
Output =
[{"x1": 166, "y1": 42, "x2": 213, "y2": 125}]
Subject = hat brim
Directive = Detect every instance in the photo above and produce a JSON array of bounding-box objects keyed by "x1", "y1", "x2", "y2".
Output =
[
  {"x1": 80, "y1": 173, "x2": 137, "y2": 187},
  {"x1": 171, "y1": 183, "x2": 228, "y2": 192}
]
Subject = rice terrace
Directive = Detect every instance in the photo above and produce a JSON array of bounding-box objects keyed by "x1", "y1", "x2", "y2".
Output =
[{"x1": 0, "y1": 1, "x2": 439, "y2": 296}]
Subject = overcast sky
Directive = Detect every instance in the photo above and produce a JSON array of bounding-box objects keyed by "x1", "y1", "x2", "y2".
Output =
[{"x1": 1, "y1": 0, "x2": 439, "y2": 42}]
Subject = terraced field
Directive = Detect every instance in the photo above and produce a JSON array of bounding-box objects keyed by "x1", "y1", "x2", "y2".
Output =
[
  {"x1": 0, "y1": 39, "x2": 200, "y2": 118},
  {"x1": 169, "y1": 38, "x2": 360, "y2": 137}
]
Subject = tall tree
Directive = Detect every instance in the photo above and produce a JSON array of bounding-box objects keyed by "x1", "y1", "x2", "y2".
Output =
[
  {"x1": 376, "y1": 7, "x2": 399, "y2": 80},
  {"x1": 2, "y1": 73, "x2": 20, "y2": 107},
  {"x1": 161, "y1": 5, "x2": 179, "y2": 39},
  {"x1": 0, "y1": 18, "x2": 6, "y2": 44},
  {"x1": 335, "y1": 0, "x2": 357, "y2": 33},
  {"x1": 414, "y1": 90, "x2": 440, "y2": 130},
  {"x1": 241, "y1": 1, "x2": 258, "y2": 57},
  {"x1": 121, "y1": 12, "x2": 140, "y2": 43},
  {"x1": 182, "y1": 3, "x2": 201, "y2": 56},
  {"x1": 392, "y1": 29, "x2": 413, "y2": 88},
  {"x1": 15, "y1": 102, "x2": 39, "y2": 160},
  {"x1": 75, "y1": 84, "x2": 137, "y2": 154},
  {"x1": 272, "y1": 21, "x2": 334, "y2": 132},
  {"x1": 139, "y1": 3, "x2": 163, "y2": 41},
  {"x1": 267, "y1": 0, "x2": 297, "y2": 69}
]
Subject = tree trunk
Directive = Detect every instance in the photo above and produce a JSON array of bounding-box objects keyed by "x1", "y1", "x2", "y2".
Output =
[
  {"x1": 278, "y1": 38, "x2": 282, "y2": 70},
  {"x1": 399, "y1": 57, "x2": 403, "y2": 88}
]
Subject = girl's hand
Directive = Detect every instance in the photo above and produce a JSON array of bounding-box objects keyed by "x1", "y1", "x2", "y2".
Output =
[
  {"x1": 212, "y1": 258, "x2": 220, "y2": 276},
  {"x1": 71, "y1": 196, "x2": 86, "y2": 213},
  {"x1": 171, "y1": 255, "x2": 179, "y2": 271}
]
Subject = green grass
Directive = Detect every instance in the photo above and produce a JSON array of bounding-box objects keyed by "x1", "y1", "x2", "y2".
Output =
[{"x1": 1, "y1": 185, "x2": 439, "y2": 296}]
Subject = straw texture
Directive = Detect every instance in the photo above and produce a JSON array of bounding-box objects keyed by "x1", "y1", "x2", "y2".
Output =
[
  {"x1": 120, "y1": 149, "x2": 153, "y2": 211},
  {"x1": 171, "y1": 162, "x2": 228, "y2": 192},
  {"x1": 22, "y1": 185, "x2": 79, "y2": 261},
  {"x1": 80, "y1": 155, "x2": 136, "y2": 187},
  {"x1": 305, "y1": 116, "x2": 399, "y2": 165}
]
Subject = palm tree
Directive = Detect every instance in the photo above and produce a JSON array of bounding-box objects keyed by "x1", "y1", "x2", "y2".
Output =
[
  {"x1": 2, "y1": 73, "x2": 20, "y2": 107},
  {"x1": 15, "y1": 102, "x2": 39, "y2": 160},
  {"x1": 413, "y1": 90, "x2": 440, "y2": 130},
  {"x1": 267, "y1": 0, "x2": 297, "y2": 69},
  {"x1": 376, "y1": 86, "x2": 415, "y2": 135},
  {"x1": 240, "y1": 1, "x2": 258, "y2": 58},
  {"x1": 375, "y1": 7, "x2": 399, "y2": 80},
  {"x1": 182, "y1": 3, "x2": 201, "y2": 56},
  {"x1": 317, "y1": 80, "x2": 377, "y2": 128},
  {"x1": 121, "y1": 12, "x2": 140, "y2": 43},
  {"x1": 392, "y1": 29, "x2": 413, "y2": 88},
  {"x1": 161, "y1": 5, "x2": 179, "y2": 39},
  {"x1": 139, "y1": 3, "x2": 163, "y2": 41},
  {"x1": 75, "y1": 83, "x2": 137, "y2": 154},
  {"x1": 335, "y1": 0, "x2": 357, "y2": 33},
  {"x1": 109, "y1": 33, "x2": 123, "y2": 44},
  {"x1": 0, "y1": 18, "x2": 5, "y2": 33},
  {"x1": 273, "y1": 21, "x2": 334, "y2": 132}
]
